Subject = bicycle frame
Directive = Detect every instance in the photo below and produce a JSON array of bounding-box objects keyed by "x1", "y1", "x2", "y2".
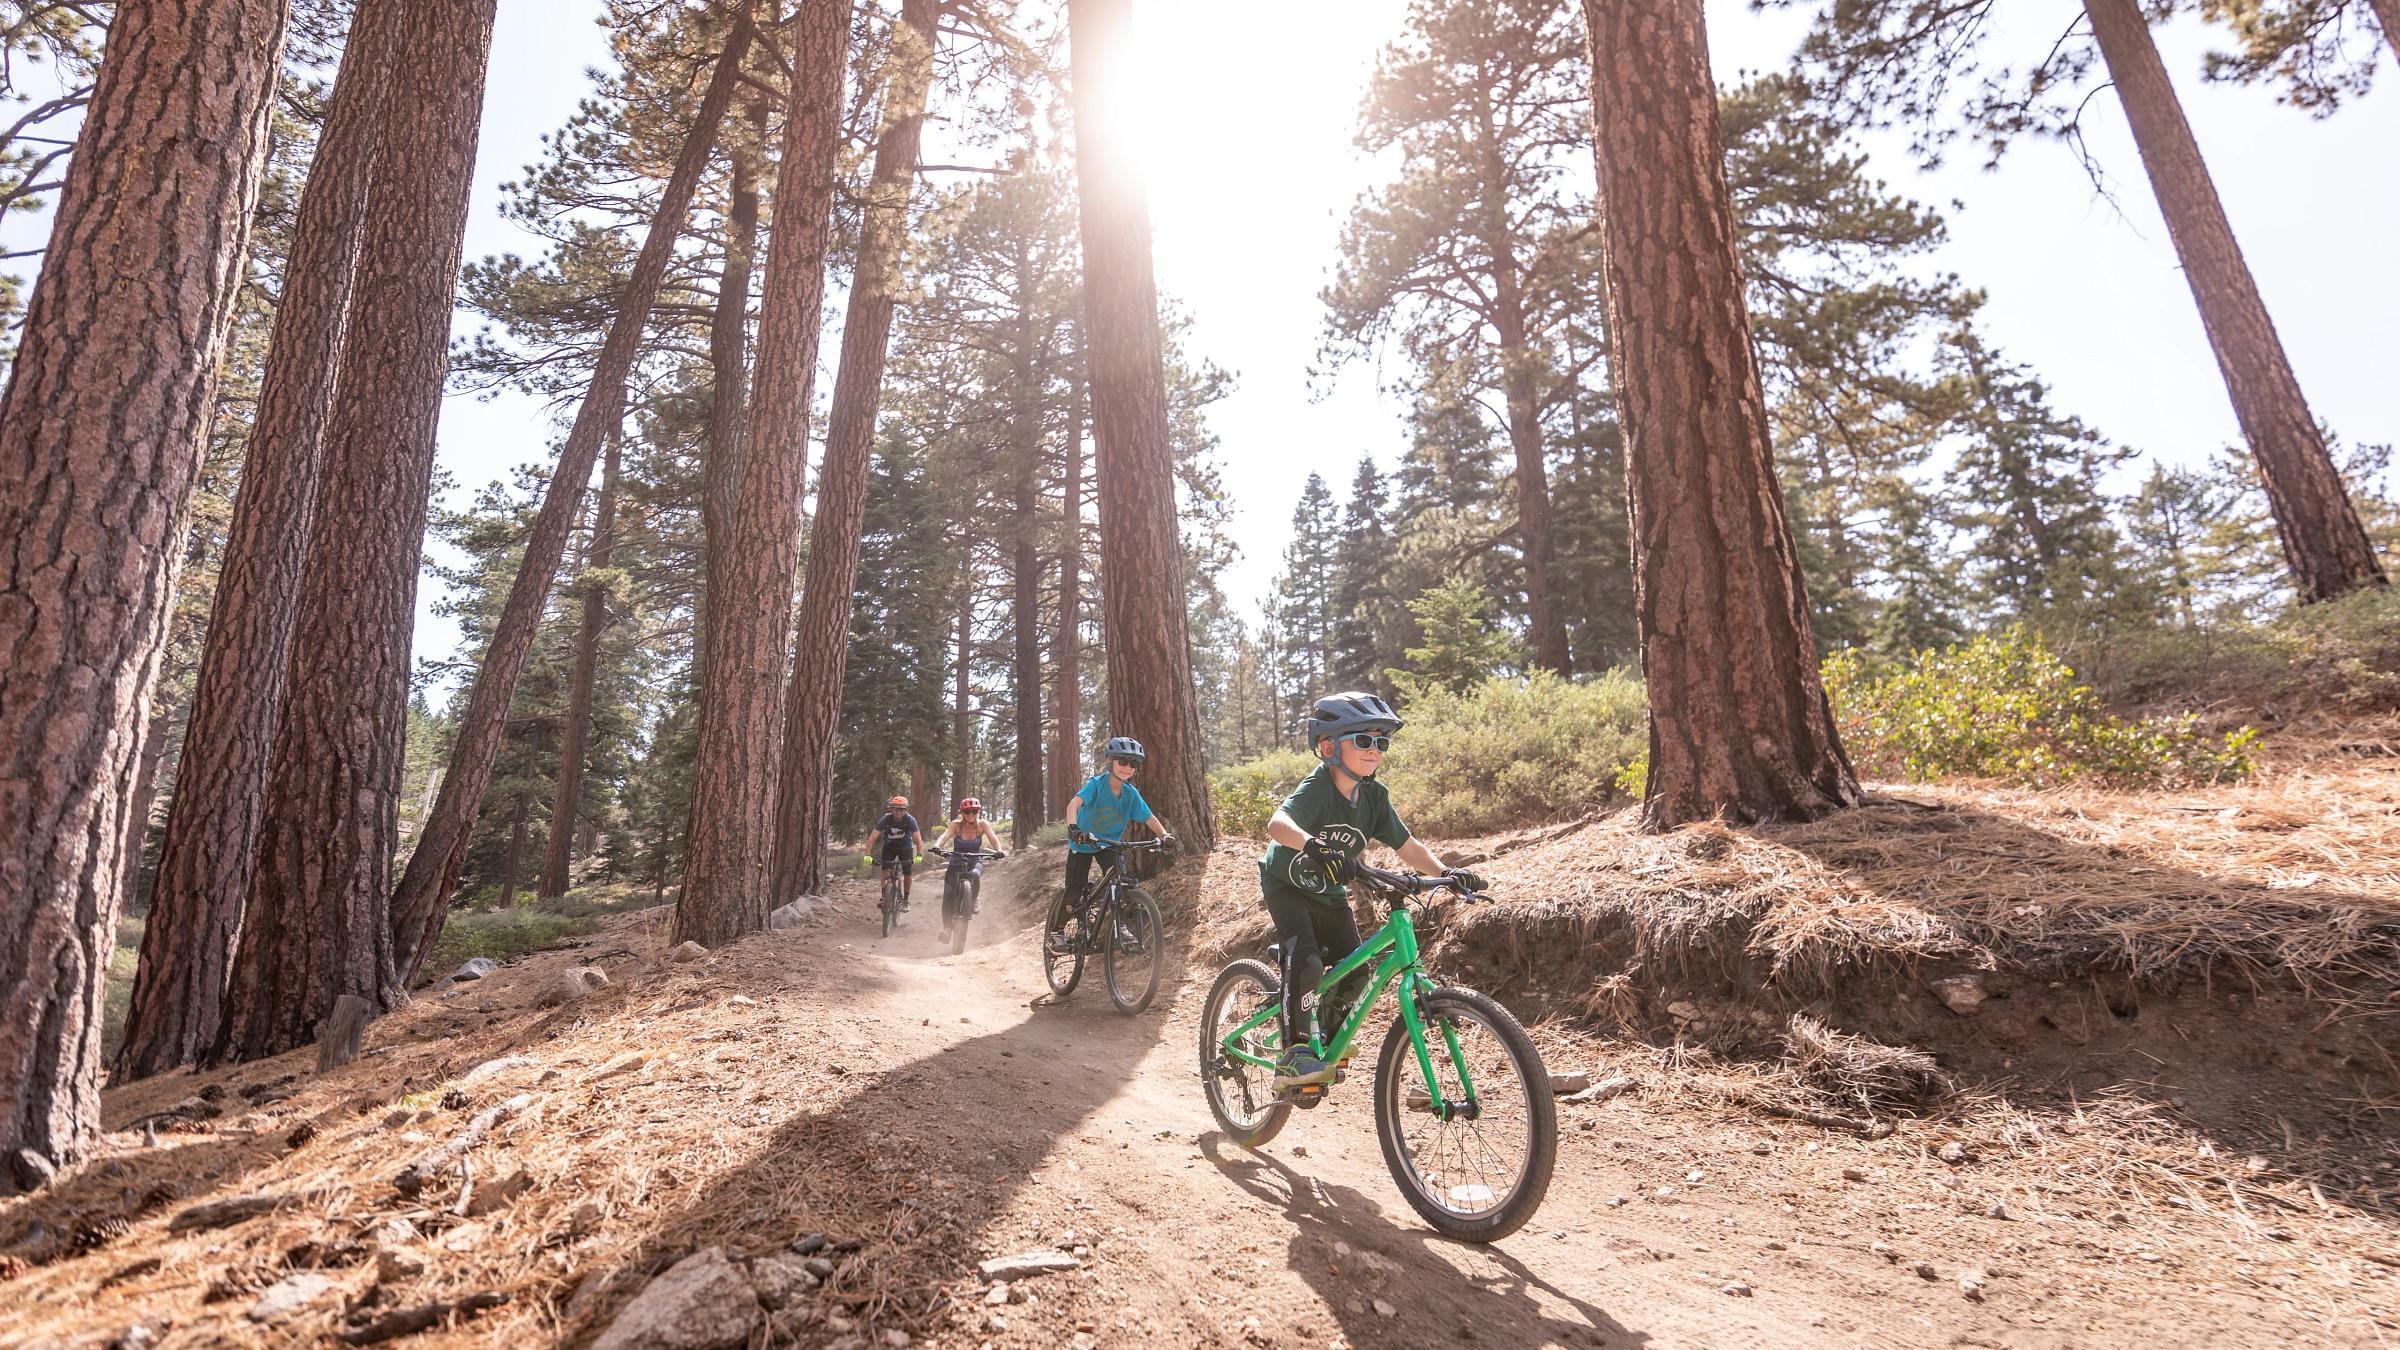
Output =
[{"x1": 1215, "y1": 902, "x2": 1482, "y2": 1121}]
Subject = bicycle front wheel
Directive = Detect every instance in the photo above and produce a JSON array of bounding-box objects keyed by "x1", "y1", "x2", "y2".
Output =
[
  {"x1": 1103, "y1": 885, "x2": 1164, "y2": 1014},
  {"x1": 882, "y1": 874, "x2": 900, "y2": 938},
  {"x1": 1199, "y1": 958, "x2": 1290, "y2": 1148},
  {"x1": 1042, "y1": 891, "x2": 1084, "y2": 997},
  {"x1": 1372, "y1": 986, "x2": 1556, "y2": 1242},
  {"x1": 949, "y1": 877, "x2": 971, "y2": 955}
]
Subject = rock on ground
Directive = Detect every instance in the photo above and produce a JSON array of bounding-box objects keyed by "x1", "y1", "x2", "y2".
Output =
[
  {"x1": 977, "y1": 1250, "x2": 1081, "y2": 1282},
  {"x1": 593, "y1": 1247, "x2": 760, "y2": 1350},
  {"x1": 668, "y1": 941, "x2": 709, "y2": 963},
  {"x1": 541, "y1": 967, "x2": 611, "y2": 1007},
  {"x1": 247, "y1": 1272, "x2": 337, "y2": 1324},
  {"x1": 1929, "y1": 974, "x2": 1989, "y2": 1016},
  {"x1": 451, "y1": 957, "x2": 499, "y2": 982}
]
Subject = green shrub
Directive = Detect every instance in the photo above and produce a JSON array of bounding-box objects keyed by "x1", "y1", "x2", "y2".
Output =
[
  {"x1": 1029, "y1": 820, "x2": 1073, "y2": 849},
  {"x1": 1380, "y1": 669, "x2": 1648, "y2": 835},
  {"x1": 425, "y1": 908, "x2": 599, "y2": 977},
  {"x1": 1209, "y1": 748, "x2": 1317, "y2": 836},
  {"x1": 1824, "y1": 628, "x2": 2258, "y2": 788},
  {"x1": 2072, "y1": 585, "x2": 2400, "y2": 716}
]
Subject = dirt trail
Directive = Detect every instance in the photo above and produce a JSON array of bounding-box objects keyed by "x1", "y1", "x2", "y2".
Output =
[
  {"x1": 778, "y1": 862, "x2": 2389, "y2": 1348},
  {"x1": 6, "y1": 854, "x2": 2389, "y2": 1348}
]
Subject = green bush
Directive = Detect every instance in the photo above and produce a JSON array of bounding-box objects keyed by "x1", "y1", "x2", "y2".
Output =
[
  {"x1": 1824, "y1": 628, "x2": 2258, "y2": 788},
  {"x1": 1209, "y1": 748, "x2": 1317, "y2": 836},
  {"x1": 2072, "y1": 586, "x2": 2400, "y2": 716},
  {"x1": 425, "y1": 908, "x2": 599, "y2": 977},
  {"x1": 1211, "y1": 671, "x2": 1648, "y2": 839},
  {"x1": 1029, "y1": 820, "x2": 1073, "y2": 849}
]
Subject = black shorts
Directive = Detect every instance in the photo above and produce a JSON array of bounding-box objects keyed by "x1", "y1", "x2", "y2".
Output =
[{"x1": 878, "y1": 838, "x2": 914, "y2": 875}]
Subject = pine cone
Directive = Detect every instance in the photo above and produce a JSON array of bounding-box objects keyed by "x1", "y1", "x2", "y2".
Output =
[
  {"x1": 440, "y1": 1088, "x2": 470, "y2": 1111},
  {"x1": 69, "y1": 1215, "x2": 132, "y2": 1255},
  {"x1": 285, "y1": 1121, "x2": 320, "y2": 1149}
]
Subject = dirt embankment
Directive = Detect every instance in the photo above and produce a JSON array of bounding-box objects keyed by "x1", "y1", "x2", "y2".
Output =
[{"x1": 3, "y1": 759, "x2": 2395, "y2": 1348}]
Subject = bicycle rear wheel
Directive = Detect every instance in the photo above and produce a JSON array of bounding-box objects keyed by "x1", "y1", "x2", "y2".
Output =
[
  {"x1": 1372, "y1": 986, "x2": 1556, "y2": 1242},
  {"x1": 1199, "y1": 958, "x2": 1291, "y2": 1148},
  {"x1": 1103, "y1": 885, "x2": 1164, "y2": 1014},
  {"x1": 1042, "y1": 890, "x2": 1084, "y2": 996}
]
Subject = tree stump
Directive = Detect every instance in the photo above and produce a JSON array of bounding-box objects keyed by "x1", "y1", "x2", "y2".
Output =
[{"x1": 316, "y1": 995, "x2": 373, "y2": 1072}]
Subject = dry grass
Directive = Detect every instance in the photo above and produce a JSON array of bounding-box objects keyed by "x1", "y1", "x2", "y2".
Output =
[
  {"x1": 1444, "y1": 755, "x2": 2400, "y2": 1009},
  {"x1": 0, "y1": 890, "x2": 974, "y2": 1347},
  {"x1": 1781, "y1": 1014, "x2": 1951, "y2": 1112}
]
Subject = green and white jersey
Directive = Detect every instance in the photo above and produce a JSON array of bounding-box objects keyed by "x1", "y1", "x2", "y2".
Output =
[{"x1": 1258, "y1": 762, "x2": 1412, "y2": 907}]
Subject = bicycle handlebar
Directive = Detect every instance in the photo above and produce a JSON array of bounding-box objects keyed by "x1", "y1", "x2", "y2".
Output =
[
  {"x1": 1075, "y1": 832, "x2": 1172, "y2": 850},
  {"x1": 928, "y1": 847, "x2": 1004, "y2": 861},
  {"x1": 1349, "y1": 860, "x2": 1493, "y2": 904}
]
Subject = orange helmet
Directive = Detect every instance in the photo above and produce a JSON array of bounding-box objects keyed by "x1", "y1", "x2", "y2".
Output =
[
  {"x1": 958, "y1": 797, "x2": 982, "y2": 813},
  {"x1": 889, "y1": 795, "x2": 908, "y2": 808}
]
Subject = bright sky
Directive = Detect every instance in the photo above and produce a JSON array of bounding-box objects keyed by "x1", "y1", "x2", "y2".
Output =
[{"x1": 187, "y1": 1, "x2": 2400, "y2": 680}]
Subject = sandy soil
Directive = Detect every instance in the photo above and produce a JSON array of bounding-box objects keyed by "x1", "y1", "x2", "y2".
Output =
[{"x1": 4, "y1": 854, "x2": 2394, "y2": 1348}]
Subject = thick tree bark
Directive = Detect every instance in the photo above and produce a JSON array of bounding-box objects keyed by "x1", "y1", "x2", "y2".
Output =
[
  {"x1": 215, "y1": 0, "x2": 495, "y2": 1065},
  {"x1": 538, "y1": 430, "x2": 622, "y2": 900},
  {"x1": 1049, "y1": 384, "x2": 1086, "y2": 819},
  {"x1": 2377, "y1": 0, "x2": 2400, "y2": 63},
  {"x1": 703, "y1": 90, "x2": 767, "y2": 603},
  {"x1": 1066, "y1": 0, "x2": 1216, "y2": 853},
  {"x1": 117, "y1": 0, "x2": 404, "y2": 1084},
  {"x1": 1581, "y1": 0, "x2": 1862, "y2": 832},
  {"x1": 683, "y1": 0, "x2": 852, "y2": 943},
  {"x1": 0, "y1": 0, "x2": 288, "y2": 1190},
  {"x1": 392, "y1": 9, "x2": 758, "y2": 977},
  {"x1": 2084, "y1": 0, "x2": 2385, "y2": 601},
  {"x1": 769, "y1": 0, "x2": 937, "y2": 899}
]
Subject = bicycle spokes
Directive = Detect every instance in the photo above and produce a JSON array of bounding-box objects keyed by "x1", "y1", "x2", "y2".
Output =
[{"x1": 1390, "y1": 1001, "x2": 1539, "y2": 1222}]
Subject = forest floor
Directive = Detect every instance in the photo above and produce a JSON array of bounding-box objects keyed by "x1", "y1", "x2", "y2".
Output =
[{"x1": 7, "y1": 759, "x2": 2399, "y2": 1348}]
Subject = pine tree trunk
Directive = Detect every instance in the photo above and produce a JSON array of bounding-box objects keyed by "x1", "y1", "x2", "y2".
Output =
[
  {"x1": 498, "y1": 796, "x2": 529, "y2": 910},
  {"x1": 1013, "y1": 463, "x2": 1046, "y2": 848},
  {"x1": 392, "y1": 9, "x2": 757, "y2": 978},
  {"x1": 1066, "y1": 0, "x2": 1216, "y2": 853},
  {"x1": 1490, "y1": 266, "x2": 1569, "y2": 674},
  {"x1": 683, "y1": 0, "x2": 853, "y2": 943},
  {"x1": 952, "y1": 589, "x2": 973, "y2": 810},
  {"x1": 117, "y1": 0, "x2": 404, "y2": 1084},
  {"x1": 1050, "y1": 385, "x2": 1086, "y2": 818},
  {"x1": 215, "y1": 0, "x2": 496, "y2": 1065},
  {"x1": 538, "y1": 430, "x2": 622, "y2": 900},
  {"x1": 1581, "y1": 0, "x2": 1862, "y2": 832},
  {"x1": 0, "y1": 0, "x2": 288, "y2": 1192},
  {"x1": 2084, "y1": 0, "x2": 2386, "y2": 601},
  {"x1": 769, "y1": 0, "x2": 936, "y2": 899},
  {"x1": 2375, "y1": 0, "x2": 2400, "y2": 63},
  {"x1": 703, "y1": 91, "x2": 767, "y2": 605}
]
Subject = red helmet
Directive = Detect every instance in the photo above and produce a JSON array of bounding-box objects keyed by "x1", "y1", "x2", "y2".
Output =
[
  {"x1": 889, "y1": 795, "x2": 908, "y2": 808},
  {"x1": 958, "y1": 797, "x2": 982, "y2": 813}
]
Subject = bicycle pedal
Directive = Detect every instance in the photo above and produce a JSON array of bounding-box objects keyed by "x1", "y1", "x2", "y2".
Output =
[{"x1": 1288, "y1": 1084, "x2": 1328, "y2": 1109}]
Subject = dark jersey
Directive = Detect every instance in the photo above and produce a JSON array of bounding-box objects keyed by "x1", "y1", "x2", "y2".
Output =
[
  {"x1": 1258, "y1": 763, "x2": 1410, "y2": 907},
  {"x1": 872, "y1": 812, "x2": 920, "y2": 849}
]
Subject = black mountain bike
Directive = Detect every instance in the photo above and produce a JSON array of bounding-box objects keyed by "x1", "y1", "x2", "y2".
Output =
[
  {"x1": 1043, "y1": 834, "x2": 1168, "y2": 1014},
  {"x1": 929, "y1": 846, "x2": 1002, "y2": 956},
  {"x1": 878, "y1": 854, "x2": 913, "y2": 939}
]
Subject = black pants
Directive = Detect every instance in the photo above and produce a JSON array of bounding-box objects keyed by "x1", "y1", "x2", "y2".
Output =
[
  {"x1": 1265, "y1": 890, "x2": 1363, "y2": 1049},
  {"x1": 878, "y1": 838, "x2": 914, "y2": 878},
  {"x1": 1063, "y1": 848, "x2": 1119, "y2": 910}
]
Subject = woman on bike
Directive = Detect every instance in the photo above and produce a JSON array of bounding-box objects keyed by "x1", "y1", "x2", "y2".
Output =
[
  {"x1": 868, "y1": 795, "x2": 924, "y2": 908},
  {"x1": 1054, "y1": 736, "x2": 1173, "y2": 950},
  {"x1": 931, "y1": 797, "x2": 1004, "y2": 936},
  {"x1": 1261, "y1": 692, "x2": 1483, "y2": 1091}
]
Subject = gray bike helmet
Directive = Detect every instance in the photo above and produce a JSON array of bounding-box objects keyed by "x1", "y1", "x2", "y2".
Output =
[
  {"x1": 1102, "y1": 735, "x2": 1147, "y2": 763},
  {"x1": 1305, "y1": 691, "x2": 1403, "y2": 747}
]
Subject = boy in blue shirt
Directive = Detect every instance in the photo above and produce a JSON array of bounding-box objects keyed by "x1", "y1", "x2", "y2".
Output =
[
  {"x1": 1051, "y1": 735, "x2": 1175, "y2": 953},
  {"x1": 1260, "y1": 692, "x2": 1483, "y2": 1090}
]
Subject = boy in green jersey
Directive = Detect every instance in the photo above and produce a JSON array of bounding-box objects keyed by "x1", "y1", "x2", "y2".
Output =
[{"x1": 1260, "y1": 691, "x2": 1484, "y2": 1090}]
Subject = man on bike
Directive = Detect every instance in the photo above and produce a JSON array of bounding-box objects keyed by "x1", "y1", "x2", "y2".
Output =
[
  {"x1": 869, "y1": 795, "x2": 924, "y2": 908},
  {"x1": 1053, "y1": 736, "x2": 1173, "y2": 954},
  {"x1": 931, "y1": 797, "x2": 1004, "y2": 940},
  {"x1": 1261, "y1": 692, "x2": 1483, "y2": 1092}
]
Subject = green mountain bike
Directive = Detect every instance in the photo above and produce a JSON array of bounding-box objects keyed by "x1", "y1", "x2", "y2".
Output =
[
  {"x1": 1043, "y1": 835, "x2": 1168, "y2": 1014},
  {"x1": 1199, "y1": 863, "x2": 1557, "y2": 1242}
]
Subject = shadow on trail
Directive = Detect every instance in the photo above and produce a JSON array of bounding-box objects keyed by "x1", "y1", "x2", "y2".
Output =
[
  {"x1": 1201, "y1": 1133, "x2": 1640, "y2": 1350},
  {"x1": 564, "y1": 861, "x2": 1179, "y2": 1344}
]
